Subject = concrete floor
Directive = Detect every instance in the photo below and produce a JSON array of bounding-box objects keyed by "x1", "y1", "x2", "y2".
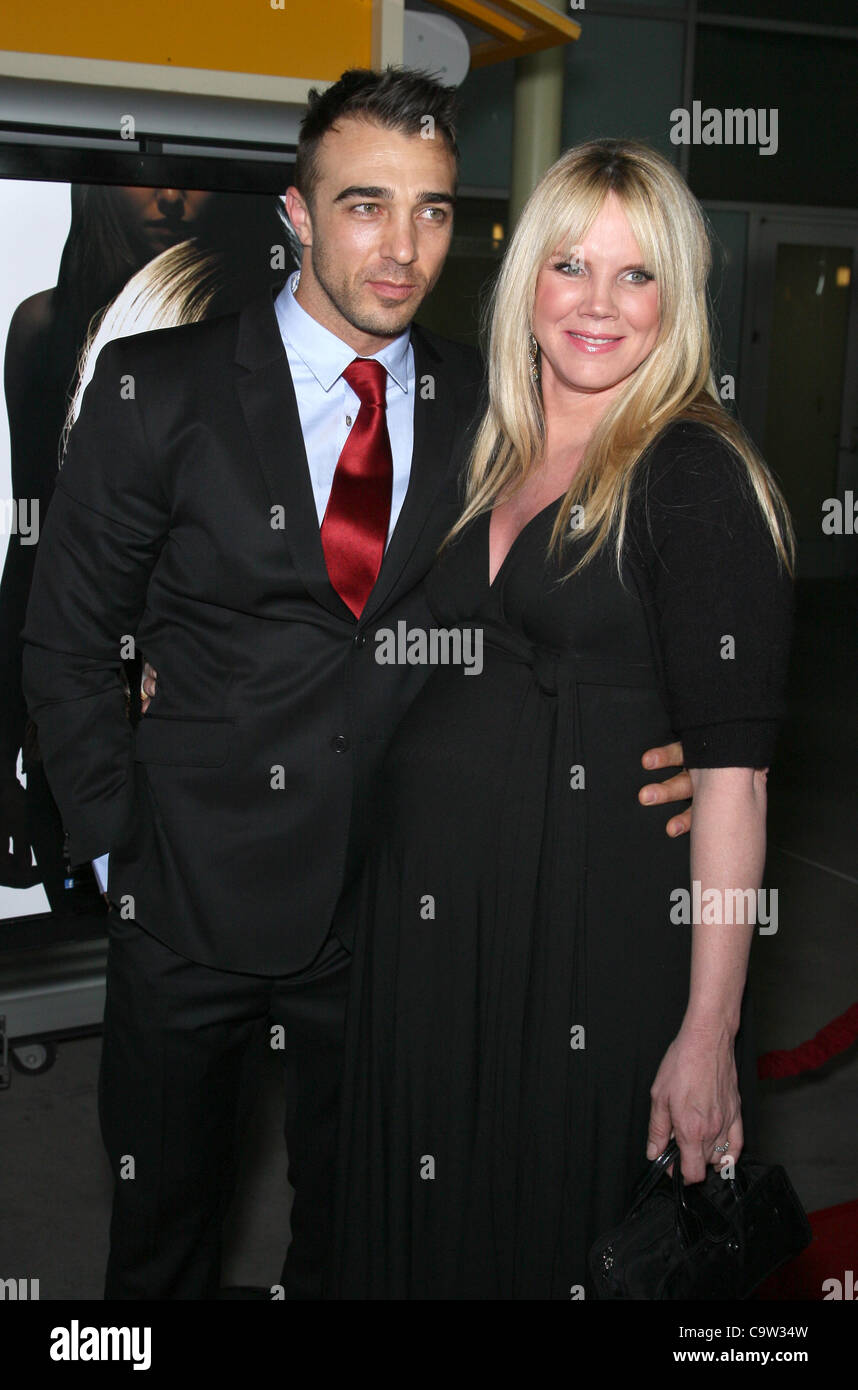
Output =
[{"x1": 0, "y1": 577, "x2": 855, "y2": 1299}]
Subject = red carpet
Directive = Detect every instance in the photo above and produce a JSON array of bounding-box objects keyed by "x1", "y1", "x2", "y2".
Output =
[{"x1": 754, "y1": 1199, "x2": 858, "y2": 1299}]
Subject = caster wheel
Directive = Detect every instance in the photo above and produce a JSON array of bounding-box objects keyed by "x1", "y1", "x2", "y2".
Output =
[{"x1": 11, "y1": 1041, "x2": 56, "y2": 1075}]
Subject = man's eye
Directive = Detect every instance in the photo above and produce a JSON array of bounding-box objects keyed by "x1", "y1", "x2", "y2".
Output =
[
  {"x1": 352, "y1": 203, "x2": 379, "y2": 215},
  {"x1": 421, "y1": 207, "x2": 448, "y2": 222}
]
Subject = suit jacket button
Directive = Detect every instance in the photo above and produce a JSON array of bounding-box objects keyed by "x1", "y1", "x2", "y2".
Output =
[{"x1": 331, "y1": 734, "x2": 349, "y2": 753}]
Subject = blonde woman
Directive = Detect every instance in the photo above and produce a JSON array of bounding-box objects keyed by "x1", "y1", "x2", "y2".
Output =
[{"x1": 333, "y1": 139, "x2": 794, "y2": 1299}]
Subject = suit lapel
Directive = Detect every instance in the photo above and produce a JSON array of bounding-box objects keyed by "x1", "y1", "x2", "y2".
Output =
[
  {"x1": 360, "y1": 324, "x2": 462, "y2": 624},
  {"x1": 235, "y1": 292, "x2": 354, "y2": 621},
  {"x1": 236, "y1": 295, "x2": 470, "y2": 626}
]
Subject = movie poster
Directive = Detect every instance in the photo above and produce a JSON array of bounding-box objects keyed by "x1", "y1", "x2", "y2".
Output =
[{"x1": 0, "y1": 177, "x2": 297, "y2": 925}]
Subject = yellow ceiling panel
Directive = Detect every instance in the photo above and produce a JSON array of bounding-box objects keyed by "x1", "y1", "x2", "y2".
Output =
[
  {"x1": 428, "y1": 0, "x2": 581, "y2": 67},
  {"x1": 0, "y1": 0, "x2": 373, "y2": 81}
]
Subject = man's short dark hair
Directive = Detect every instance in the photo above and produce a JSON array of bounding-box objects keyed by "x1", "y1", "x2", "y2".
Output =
[{"x1": 295, "y1": 66, "x2": 460, "y2": 207}]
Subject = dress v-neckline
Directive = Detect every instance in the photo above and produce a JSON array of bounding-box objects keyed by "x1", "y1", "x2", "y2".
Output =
[{"x1": 487, "y1": 495, "x2": 566, "y2": 590}]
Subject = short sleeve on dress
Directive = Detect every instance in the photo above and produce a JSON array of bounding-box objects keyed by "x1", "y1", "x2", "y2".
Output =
[{"x1": 625, "y1": 420, "x2": 794, "y2": 768}]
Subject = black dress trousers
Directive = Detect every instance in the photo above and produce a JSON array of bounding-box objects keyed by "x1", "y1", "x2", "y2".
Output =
[{"x1": 98, "y1": 907, "x2": 351, "y2": 1300}]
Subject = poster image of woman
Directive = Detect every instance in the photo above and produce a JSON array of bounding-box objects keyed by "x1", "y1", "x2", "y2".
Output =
[{"x1": 0, "y1": 180, "x2": 299, "y2": 920}]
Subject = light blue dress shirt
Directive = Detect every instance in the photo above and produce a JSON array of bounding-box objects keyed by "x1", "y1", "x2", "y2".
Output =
[
  {"x1": 274, "y1": 269, "x2": 414, "y2": 545},
  {"x1": 92, "y1": 270, "x2": 416, "y2": 896}
]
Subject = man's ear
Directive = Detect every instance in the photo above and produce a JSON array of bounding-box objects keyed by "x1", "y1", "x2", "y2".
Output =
[{"x1": 285, "y1": 186, "x2": 313, "y2": 248}]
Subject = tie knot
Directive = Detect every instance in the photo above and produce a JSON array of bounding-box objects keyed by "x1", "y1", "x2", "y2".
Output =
[{"x1": 343, "y1": 357, "x2": 388, "y2": 407}]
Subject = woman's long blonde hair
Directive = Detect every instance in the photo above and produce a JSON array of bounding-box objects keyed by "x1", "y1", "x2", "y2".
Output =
[{"x1": 446, "y1": 139, "x2": 794, "y2": 572}]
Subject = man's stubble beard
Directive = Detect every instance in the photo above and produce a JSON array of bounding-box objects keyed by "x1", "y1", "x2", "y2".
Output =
[{"x1": 309, "y1": 238, "x2": 429, "y2": 341}]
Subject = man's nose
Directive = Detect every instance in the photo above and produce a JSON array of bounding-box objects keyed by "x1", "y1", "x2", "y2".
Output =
[{"x1": 380, "y1": 213, "x2": 418, "y2": 263}]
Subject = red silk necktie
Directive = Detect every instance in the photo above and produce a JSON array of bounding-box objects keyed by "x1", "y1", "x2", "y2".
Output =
[{"x1": 320, "y1": 358, "x2": 393, "y2": 619}]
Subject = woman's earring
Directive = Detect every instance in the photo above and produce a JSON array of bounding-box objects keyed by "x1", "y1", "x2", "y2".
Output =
[{"x1": 528, "y1": 331, "x2": 540, "y2": 383}]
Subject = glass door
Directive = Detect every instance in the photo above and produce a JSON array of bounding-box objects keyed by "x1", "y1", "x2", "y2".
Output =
[{"x1": 741, "y1": 215, "x2": 858, "y2": 577}]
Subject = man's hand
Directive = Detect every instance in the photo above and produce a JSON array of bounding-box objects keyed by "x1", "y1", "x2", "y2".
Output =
[
  {"x1": 140, "y1": 662, "x2": 157, "y2": 714},
  {"x1": 639, "y1": 742, "x2": 692, "y2": 837},
  {"x1": 143, "y1": 686, "x2": 694, "y2": 837}
]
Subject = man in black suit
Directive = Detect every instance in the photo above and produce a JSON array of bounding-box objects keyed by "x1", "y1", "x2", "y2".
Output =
[{"x1": 22, "y1": 68, "x2": 692, "y2": 1299}]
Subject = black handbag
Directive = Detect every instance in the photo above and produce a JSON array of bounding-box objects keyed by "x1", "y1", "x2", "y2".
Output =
[{"x1": 588, "y1": 1141, "x2": 812, "y2": 1299}]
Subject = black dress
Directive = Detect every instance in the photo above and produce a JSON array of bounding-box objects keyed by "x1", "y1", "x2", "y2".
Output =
[{"x1": 333, "y1": 421, "x2": 793, "y2": 1299}]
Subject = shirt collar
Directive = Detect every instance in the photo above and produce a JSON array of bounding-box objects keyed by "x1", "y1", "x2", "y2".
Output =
[{"x1": 274, "y1": 270, "x2": 410, "y2": 394}]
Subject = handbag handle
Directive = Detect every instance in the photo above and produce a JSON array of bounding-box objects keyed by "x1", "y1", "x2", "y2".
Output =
[
  {"x1": 672, "y1": 1150, "x2": 738, "y2": 1246},
  {"x1": 629, "y1": 1140, "x2": 743, "y2": 1248},
  {"x1": 626, "y1": 1139, "x2": 681, "y2": 1217}
]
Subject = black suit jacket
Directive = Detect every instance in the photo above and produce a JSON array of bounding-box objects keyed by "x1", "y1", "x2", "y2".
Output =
[{"x1": 22, "y1": 291, "x2": 483, "y2": 973}]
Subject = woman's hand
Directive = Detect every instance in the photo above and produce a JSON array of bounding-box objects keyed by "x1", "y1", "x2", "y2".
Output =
[
  {"x1": 140, "y1": 661, "x2": 157, "y2": 714},
  {"x1": 646, "y1": 1021, "x2": 743, "y2": 1183}
]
